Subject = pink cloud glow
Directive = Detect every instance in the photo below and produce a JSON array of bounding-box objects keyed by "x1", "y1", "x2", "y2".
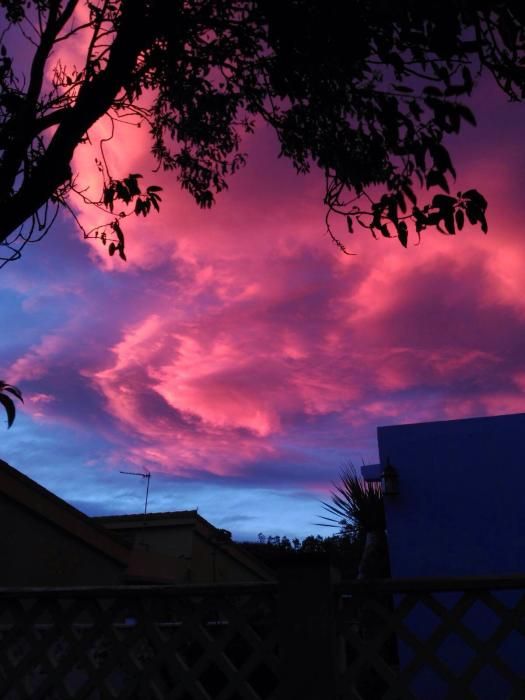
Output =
[{"x1": 3, "y1": 42, "x2": 525, "y2": 535}]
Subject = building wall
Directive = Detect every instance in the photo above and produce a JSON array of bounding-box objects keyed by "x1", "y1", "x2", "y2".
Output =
[
  {"x1": 1, "y1": 494, "x2": 124, "y2": 586},
  {"x1": 378, "y1": 412, "x2": 525, "y2": 578},
  {"x1": 378, "y1": 413, "x2": 525, "y2": 699},
  {"x1": 114, "y1": 524, "x2": 193, "y2": 559},
  {"x1": 104, "y1": 523, "x2": 264, "y2": 583},
  {"x1": 105, "y1": 524, "x2": 193, "y2": 582},
  {"x1": 191, "y1": 532, "x2": 262, "y2": 584}
]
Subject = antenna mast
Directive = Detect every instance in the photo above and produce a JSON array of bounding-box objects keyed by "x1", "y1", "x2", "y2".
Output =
[{"x1": 119, "y1": 468, "x2": 151, "y2": 517}]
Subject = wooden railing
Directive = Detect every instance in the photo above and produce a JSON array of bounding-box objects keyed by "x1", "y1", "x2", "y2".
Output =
[
  {"x1": 2, "y1": 574, "x2": 525, "y2": 699},
  {"x1": 337, "y1": 575, "x2": 525, "y2": 700},
  {"x1": 0, "y1": 582, "x2": 281, "y2": 699}
]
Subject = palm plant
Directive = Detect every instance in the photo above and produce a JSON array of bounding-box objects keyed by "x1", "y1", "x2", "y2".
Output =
[
  {"x1": 0, "y1": 381, "x2": 23, "y2": 428},
  {"x1": 320, "y1": 465, "x2": 389, "y2": 579}
]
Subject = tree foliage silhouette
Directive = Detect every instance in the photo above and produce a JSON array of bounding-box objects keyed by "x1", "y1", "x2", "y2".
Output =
[
  {"x1": 1, "y1": 0, "x2": 524, "y2": 264},
  {"x1": 0, "y1": 381, "x2": 23, "y2": 428}
]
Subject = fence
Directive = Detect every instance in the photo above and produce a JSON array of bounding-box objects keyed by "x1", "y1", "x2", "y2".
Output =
[
  {"x1": 0, "y1": 582, "x2": 283, "y2": 700},
  {"x1": 338, "y1": 575, "x2": 525, "y2": 700},
  {"x1": 2, "y1": 572, "x2": 525, "y2": 699}
]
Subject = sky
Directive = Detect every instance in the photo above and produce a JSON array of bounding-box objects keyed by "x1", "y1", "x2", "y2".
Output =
[{"x1": 2, "y1": 51, "x2": 525, "y2": 539}]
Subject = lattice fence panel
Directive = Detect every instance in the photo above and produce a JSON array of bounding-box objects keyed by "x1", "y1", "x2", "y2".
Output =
[
  {"x1": 0, "y1": 584, "x2": 280, "y2": 700},
  {"x1": 337, "y1": 579, "x2": 525, "y2": 700}
]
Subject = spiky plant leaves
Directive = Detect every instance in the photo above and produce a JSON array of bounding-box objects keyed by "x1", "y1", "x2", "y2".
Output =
[
  {"x1": 320, "y1": 464, "x2": 385, "y2": 540},
  {"x1": 0, "y1": 381, "x2": 23, "y2": 428}
]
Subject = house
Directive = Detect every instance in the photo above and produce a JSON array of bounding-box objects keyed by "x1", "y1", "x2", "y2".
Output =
[
  {"x1": 363, "y1": 413, "x2": 525, "y2": 700},
  {"x1": 0, "y1": 459, "x2": 272, "y2": 587},
  {"x1": 374, "y1": 412, "x2": 525, "y2": 578},
  {"x1": 94, "y1": 511, "x2": 273, "y2": 584},
  {"x1": 0, "y1": 458, "x2": 129, "y2": 586}
]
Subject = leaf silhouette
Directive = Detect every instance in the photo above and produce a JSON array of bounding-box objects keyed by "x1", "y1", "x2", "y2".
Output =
[{"x1": 0, "y1": 381, "x2": 23, "y2": 428}]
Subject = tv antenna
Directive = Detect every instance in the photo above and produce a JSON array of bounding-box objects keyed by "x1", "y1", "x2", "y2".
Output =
[{"x1": 119, "y1": 468, "x2": 151, "y2": 517}]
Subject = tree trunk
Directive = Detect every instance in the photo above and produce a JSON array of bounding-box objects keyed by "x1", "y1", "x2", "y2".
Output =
[
  {"x1": 0, "y1": 0, "x2": 147, "y2": 244},
  {"x1": 357, "y1": 529, "x2": 390, "y2": 580}
]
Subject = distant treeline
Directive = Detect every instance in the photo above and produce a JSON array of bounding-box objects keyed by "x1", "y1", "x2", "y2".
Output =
[{"x1": 239, "y1": 533, "x2": 362, "y2": 578}]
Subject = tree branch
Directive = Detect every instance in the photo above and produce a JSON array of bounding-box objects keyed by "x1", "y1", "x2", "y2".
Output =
[{"x1": 0, "y1": 0, "x2": 147, "y2": 243}]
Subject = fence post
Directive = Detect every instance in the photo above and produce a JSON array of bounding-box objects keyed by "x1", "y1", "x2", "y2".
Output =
[{"x1": 277, "y1": 558, "x2": 341, "y2": 700}]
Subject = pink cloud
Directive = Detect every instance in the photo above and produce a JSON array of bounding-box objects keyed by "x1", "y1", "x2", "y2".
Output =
[
  {"x1": 6, "y1": 39, "x2": 525, "y2": 515},
  {"x1": 10, "y1": 334, "x2": 66, "y2": 384}
]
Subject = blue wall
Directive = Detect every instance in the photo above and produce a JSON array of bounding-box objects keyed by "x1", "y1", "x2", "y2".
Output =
[
  {"x1": 377, "y1": 413, "x2": 525, "y2": 699},
  {"x1": 378, "y1": 412, "x2": 525, "y2": 578}
]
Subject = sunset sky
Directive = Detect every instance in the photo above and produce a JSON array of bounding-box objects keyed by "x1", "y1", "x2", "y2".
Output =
[{"x1": 2, "y1": 64, "x2": 525, "y2": 540}]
